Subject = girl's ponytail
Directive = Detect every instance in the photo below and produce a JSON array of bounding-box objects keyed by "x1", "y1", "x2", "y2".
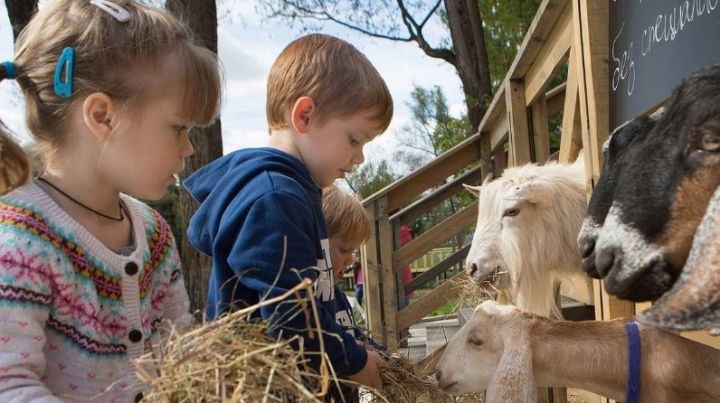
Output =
[
  {"x1": 0, "y1": 128, "x2": 30, "y2": 195},
  {"x1": 0, "y1": 62, "x2": 30, "y2": 195}
]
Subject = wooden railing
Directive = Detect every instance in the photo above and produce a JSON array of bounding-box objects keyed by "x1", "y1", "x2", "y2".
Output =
[{"x1": 361, "y1": 0, "x2": 621, "y2": 353}]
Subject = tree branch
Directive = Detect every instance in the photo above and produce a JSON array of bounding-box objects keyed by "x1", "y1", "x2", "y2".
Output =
[{"x1": 396, "y1": 0, "x2": 456, "y2": 65}]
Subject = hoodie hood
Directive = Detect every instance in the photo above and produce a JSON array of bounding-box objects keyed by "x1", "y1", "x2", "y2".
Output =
[{"x1": 183, "y1": 147, "x2": 320, "y2": 256}]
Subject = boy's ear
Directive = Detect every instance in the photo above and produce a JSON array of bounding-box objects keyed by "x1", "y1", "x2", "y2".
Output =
[
  {"x1": 82, "y1": 92, "x2": 117, "y2": 140},
  {"x1": 290, "y1": 96, "x2": 316, "y2": 135}
]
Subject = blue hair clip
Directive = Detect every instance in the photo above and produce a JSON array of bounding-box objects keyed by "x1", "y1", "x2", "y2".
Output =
[
  {"x1": 53, "y1": 47, "x2": 75, "y2": 98},
  {"x1": 1, "y1": 62, "x2": 17, "y2": 79}
]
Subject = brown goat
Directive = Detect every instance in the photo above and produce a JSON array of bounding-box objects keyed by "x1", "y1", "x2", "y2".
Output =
[{"x1": 436, "y1": 301, "x2": 720, "y2": 402}]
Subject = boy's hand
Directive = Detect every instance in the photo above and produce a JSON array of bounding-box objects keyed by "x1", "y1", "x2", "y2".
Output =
[{"x1": 348, "y1": 348, "x2": 386, "y2": 389}]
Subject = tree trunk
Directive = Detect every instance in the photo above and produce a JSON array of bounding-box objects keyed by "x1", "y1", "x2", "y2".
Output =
[
  {"x1": 166, "y1": 0, "x2": 222, "y2": 315},
  {"x1": 5, "y1": 0, "x2": 37, "y2": 42},
  {"x1": 443, "y1": 0, "x2": 493, "y2": 133}
]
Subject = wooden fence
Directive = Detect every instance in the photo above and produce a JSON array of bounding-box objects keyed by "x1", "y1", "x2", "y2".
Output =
[{"x1": 360, "y1": 0, "x2": 719, "y2": 392}]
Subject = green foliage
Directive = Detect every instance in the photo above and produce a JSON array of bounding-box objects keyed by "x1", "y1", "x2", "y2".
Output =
[
  {"x1": 144, "y1": 184, "x2": 183, "y2": 244},
  {"x1": 396, "y1": 85, "x2": 470, "y2": 169},
  {"x1": 480, "y1": 0, "x2": 541, "y2": 91},
  {"x1": 345, "y1": 159, "x2": 399, "y2": 199}
]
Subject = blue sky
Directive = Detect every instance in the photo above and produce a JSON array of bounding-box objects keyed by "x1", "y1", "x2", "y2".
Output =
[{"x1": 0, "y1": 1, "x2": 465, "y2": 169}]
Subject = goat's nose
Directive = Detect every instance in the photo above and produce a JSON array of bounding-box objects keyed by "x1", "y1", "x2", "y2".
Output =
[
  {"x1": 579, "y1": 237, "x2": 595, "y2": 258},
  {"x1": 468, "y1": 263, "x2": 478, "y2": 278},
  {"x1": 595, "y1": 247, "x2": 616, "y2": 278}
]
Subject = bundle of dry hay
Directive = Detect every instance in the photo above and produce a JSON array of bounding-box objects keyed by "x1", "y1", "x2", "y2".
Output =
[
  {"x1": 136, "y1": 272, "x2": 483, "y2": 402},
  {"x1": 452, "y1": 270, "x2": 507, "y2": 309},
  {"x1": 363, "y1": 353, "x2": 454, "y2": 403},
  {"x1": 136, "y1": 278, "x2": 332, "y2": 402}
]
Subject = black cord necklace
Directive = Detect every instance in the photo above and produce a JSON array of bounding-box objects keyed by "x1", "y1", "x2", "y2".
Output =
[{"x1": 36, "y1": 177, "x2": 125, "y2": 222}]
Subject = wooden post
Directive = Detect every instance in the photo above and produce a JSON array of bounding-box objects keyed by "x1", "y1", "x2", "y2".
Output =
[
  {"x1": 559, "y1": 46, "x2": 582, "y2": 164},
  {"x1": 493, "y1": 143, "x2": 507, "y2": 176},
  {"x1": 506, "y1": 79, "x2": 532, "y2": 166},
  {"x1": 479, "y1": 133, "x2": 492, "y2": 179},
  {"x1": 531, "y1": 94, "x2": 551, "y2": 163},
  {"x1": 573, "y1": 0, "x2": 634, "y2": 325},
  {"x1": 363, "y1": 202, "x2": 384, "y2": 345},
  {"x1": 377, "y1": 196, "x2": 399, "y2": 350}
]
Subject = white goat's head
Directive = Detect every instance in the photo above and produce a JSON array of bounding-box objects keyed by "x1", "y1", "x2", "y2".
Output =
[
  {"x1": 463, "y1": 159, "x2": 587, "y2": 316},
  {"x1": 436, "y1": 301, "x2": 536, "y2": 402}
]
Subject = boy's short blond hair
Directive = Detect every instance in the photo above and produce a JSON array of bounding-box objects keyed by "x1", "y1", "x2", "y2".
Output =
[
  {"x1": 266, "y1": 33, "x2": 393, "y2": 132},
  {"x1": 322, "y1": 186, "x2": 371, "y2": 246}
]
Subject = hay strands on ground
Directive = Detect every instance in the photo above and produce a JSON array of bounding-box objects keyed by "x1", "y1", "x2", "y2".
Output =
[{"x1": 136, "y1": 278, "x2": 334, "y2": 403}]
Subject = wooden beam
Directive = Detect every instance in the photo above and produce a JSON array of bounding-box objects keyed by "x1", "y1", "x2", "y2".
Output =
[
  {"x1": 405, "y1": 244, "x2": 471, "y2": 293},
  {"x1": 363, "y1": 202, "x2": 384, "y2": 345},
  {"x1": 480, "y1": 134, "x2": 492, "y2": 180},
  {"x1": 392, "y1": 164, "x2": 483, "y2": 226},
  {"x1": 573, "y1": 0, "x2": 633, "y2": 324},
  {"x1": 489, "y1": 118, "x2": 509, "y2": 151},
  {"x1": 392, "y1": 203, "x2": 477, "y2": 271},
  {"x1": 506, "y1": 79, "x2": 532, "y2": 166},
  {"x1": 509, "y1": 0, "x2": 571, "y2": 79},
  {"x1": 362, "y1": 133, "x2": 482, "y2": 212},
  {"x1": 546, "y1": 82, "x2": 567, "y2": 115},
  {"x1": 531, "y1": 95, "x2": 551, "y2": 164},
  {"x1": 559, "y1": 46, "x2": 581, "y2": 164},
  {"x1": 524, "y1": 3, "x2": 573, "y2": 105},
  {"x1": 386, "y1": 140, "x2": 481, "y2": 212},
  {"x1": 493, "y1": 144, "x2": 508, "y2": 177},
  {"x1": 396, "y1": 273, "x2": 462, "y2": 332},
  {"x1": 377, "y1": 196, "x2": 399, "y2": 350},
  {"x1": 575, "y1": 0, "x2": 610, "y2": 190}
]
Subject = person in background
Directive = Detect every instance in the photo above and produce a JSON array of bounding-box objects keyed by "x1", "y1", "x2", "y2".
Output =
[
  {"x1": 352, "y1": 255, "x2": 364, "y2": 306},
  {"x1": 399, "y1": 223, "x2": 415, "y2": 306}
]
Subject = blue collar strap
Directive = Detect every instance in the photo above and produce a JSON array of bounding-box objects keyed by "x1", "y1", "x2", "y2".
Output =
[
  {"x1": 625, "y1": 321, "x2": 641, "y2": 403},
  {"x1": 1, "y1": 61, "x2": 16, "y2": 79}
]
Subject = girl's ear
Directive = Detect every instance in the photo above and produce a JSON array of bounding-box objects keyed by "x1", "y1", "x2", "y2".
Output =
[
  {"x1": 82, "y1": 92, "x2": 116, "y2": 140},
  {"x1": 290, "y1": 96, "x2": 316, "y2": 135}
]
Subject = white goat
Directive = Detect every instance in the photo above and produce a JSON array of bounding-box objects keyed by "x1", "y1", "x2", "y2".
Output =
[
  {"x1": 436, "y1": 301, "x2": 720, "y2": 403},
  {"x1": 464, "y1": 157, "x2": 589, "y2": 317}
]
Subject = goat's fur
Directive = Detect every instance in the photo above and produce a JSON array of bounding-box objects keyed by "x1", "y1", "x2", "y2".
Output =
[
  {"x1": 640, "y1": 185, "x2": 720, "y2": 330},
  {"x1": 436, "y1": 301, "x2": 720, "y2": 402},
  {"x1": 464, "y1": 157, "x2": 589, "y2": 317}
]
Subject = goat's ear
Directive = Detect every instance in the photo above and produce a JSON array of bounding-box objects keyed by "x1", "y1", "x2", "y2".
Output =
[
  {"x1": 485, "y1": 335, "x2": 536, "y2": 403},
  {"x1": 463, "y1": 184, "x2": 482, "y2": 197}
]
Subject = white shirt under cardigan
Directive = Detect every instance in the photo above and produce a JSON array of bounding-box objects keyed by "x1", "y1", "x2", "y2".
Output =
[{"x1": 0, "y1": 183, "x2": 192, "y2": 403}]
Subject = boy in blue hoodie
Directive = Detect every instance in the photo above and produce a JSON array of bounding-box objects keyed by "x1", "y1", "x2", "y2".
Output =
[{"x1": 183, "y1": 33, "x2": 393, "y2": 393}]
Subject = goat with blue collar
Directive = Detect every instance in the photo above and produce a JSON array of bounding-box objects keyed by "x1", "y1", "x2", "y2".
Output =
[{"x1": 436, "y1": 301, "x2": 720, "y2": 402}]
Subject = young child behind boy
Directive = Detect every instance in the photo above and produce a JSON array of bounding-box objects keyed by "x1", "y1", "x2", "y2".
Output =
[
  {"x1": 322, "y1": 185, "x2": 384, "y2": 401},
  {"x1": 0, "y1": 1, "x2": 220, "y2": 401},
  {"x1": 184, "y1": 33, "x2": 393, "y2": 392}
]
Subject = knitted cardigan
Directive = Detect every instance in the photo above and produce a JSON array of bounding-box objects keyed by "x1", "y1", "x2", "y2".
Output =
[{"x1": 0, "y1": 182, "x2": 192, "y2": 403}]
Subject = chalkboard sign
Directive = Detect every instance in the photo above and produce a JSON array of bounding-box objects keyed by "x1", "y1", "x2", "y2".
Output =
[{"x1": 610, "y1": 0, "x2": 720, "y2": 129}]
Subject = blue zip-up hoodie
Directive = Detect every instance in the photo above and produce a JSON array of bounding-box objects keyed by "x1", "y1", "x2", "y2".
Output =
[{"x1": 184, "y1": 148, "x2": 368, "y2": 376}]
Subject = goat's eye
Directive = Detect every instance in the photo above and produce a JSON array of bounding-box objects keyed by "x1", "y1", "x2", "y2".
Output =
[
  {"x1": 503, "y1": 208, "x2": 520, "y2": 217},
  {"x1": 468, "y1": 335, "x2": 484, "y2": 346},
  {"x1": 701, "y1": 132, "x2": 720, "y2": 152}
]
